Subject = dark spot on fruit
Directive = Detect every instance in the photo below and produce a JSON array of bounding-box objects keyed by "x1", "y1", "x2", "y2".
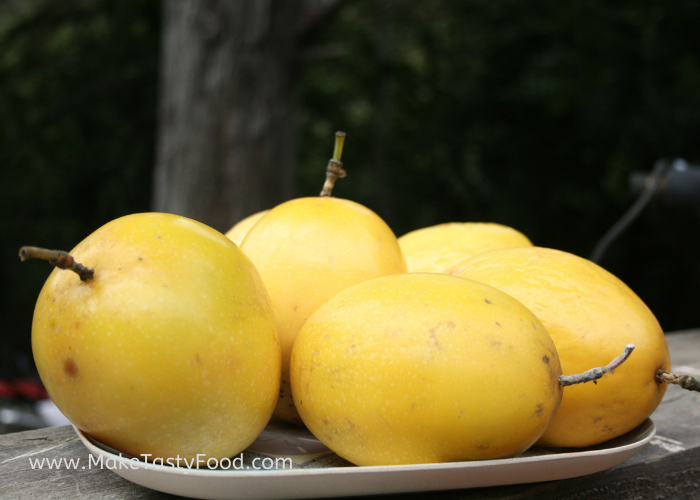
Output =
[
  {"x1": 299, "y1": 400, "x2": 302, "y2": 405},
  {"x1": 64, "y1": 358, "x2": 78, "y2": 378},
  {"x1": 74, "y1": 322, "x2": 80, "y2": 329},
  {"x1": 542, "y1": 355, "x2": 550, "y2": 364},
  {"x1": 138, "y1": 257, "x2": 143, "y2": 261},
  {"x1": 288, "y1": 404, "x2": 294, "y2": 407},
  {"x1": 477, "y1": 444, "x2": 490, "y2": 450},
  {"x1": 534, "y1": 404, "x2": 544, "y2": 417},
  {"x1": 532, "y1": 322, "x2": 537, "y2": 331},
  {"x1": 293, "y1": 305, "x2": 299, "y2": 311},
  {"x1": 282, "y1": 380, "x2": 286, "y2": 384},
  {"x1": 495, "y1": 322, "x2": 501, "y2": 327},
  {"x1": 428, "y1": 331, "x2": 442, "y2": 351},
  {"x1": 594, "y1": 418, "x2": 602, "y2": 423},
  {"x1": 485, "y1": 299, "x2": 492, "y2": 305}
]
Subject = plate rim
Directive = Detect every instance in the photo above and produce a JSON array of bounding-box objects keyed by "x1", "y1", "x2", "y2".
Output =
[{"x1": 74, "y1": 418, "x2": 656, "y2": 478}]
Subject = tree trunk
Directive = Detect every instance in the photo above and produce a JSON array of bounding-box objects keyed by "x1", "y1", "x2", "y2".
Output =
[{"x1": 153, "y1": 0, "x2": 302, "y2": 233}]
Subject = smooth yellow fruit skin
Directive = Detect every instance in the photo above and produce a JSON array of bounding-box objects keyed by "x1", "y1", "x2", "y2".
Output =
[
  {"x1": 398, "y1": 222, "x2": 533, "y2": 273},
  {"x1": 241, "y1": 197, "x2": 407, "y2": 424},
  {"x1": 32, "y1": 213, "x2": 281, "y2": 461},
  {"x1": 450, "y1": 247, "x2": 670, "y2": 448},
  {"x1": 224, "y1": 210, "x2": 269, "y2": 246},
  {"x1": 290, "y1": 273, "x2": 563, "y2": 465}
]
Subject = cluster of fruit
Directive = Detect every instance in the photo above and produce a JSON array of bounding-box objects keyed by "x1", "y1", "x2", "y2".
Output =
[{"x1": 24, "y1": 133, "x2": 671, "y2": 468}]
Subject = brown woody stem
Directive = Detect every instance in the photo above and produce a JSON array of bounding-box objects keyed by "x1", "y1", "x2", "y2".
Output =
[
  {"x1": 320, "y1": 131, "x2": 347, "y2": 197},
  {"x1": 19, "y1": 246, "x2": 94, "y2": 281},
  {"x1": 657, "y1": 370, "x2": 700, "y2": 392},
  {"x1": 559, "y1": 344, "x2": 635, "y2": 387}
]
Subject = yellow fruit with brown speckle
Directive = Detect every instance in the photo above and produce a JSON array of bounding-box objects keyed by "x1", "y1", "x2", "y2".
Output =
[
  {"x1": 290, "y1": 273, "x2": 562, "y2": 465},
  {"x1": 31, "y1": 213, "x2": 281, "y2": 461},
  {"x1": 448, "y1": 247, "x2": 670, "y2": 447},
  {"x1": 241, "y1": 198, "x2": 407, "y2": 424}
]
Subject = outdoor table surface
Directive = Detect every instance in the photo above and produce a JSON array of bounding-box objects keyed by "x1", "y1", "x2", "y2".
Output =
[{"x1": 1, "y1": 329, "x2": 700, "y2": 500}]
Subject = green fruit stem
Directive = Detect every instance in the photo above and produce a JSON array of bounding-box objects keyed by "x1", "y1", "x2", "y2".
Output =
[
  {"x1": 320, "y1": 131, "x2": 347, "y2": 197},
  {"x1": 332, "y1": 131, "x2": 346, "y2": 162},
  {"x1": 657, "y1": 370, "x2": 700, "y2": 392},
  {"x1": 559, "y1": 344, "x2": 635, "y2": 387},
  {"x1": 19, "y1": 246, "x2": 94, "y2": 281}
]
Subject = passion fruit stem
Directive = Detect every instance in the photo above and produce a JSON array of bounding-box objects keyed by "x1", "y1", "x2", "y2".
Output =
[
  {"x1": 559, "y1": 344, "x2": 635, "y2": 387},
  {"x1": 320, "y1": 131, "x2": 347, "y2": 197},
  {"x1": 19, "y1": 246, "x2": 94, "y2": 281},
  {"x1": 656, "y1": 370, "x2": 700, "y2": 392}
]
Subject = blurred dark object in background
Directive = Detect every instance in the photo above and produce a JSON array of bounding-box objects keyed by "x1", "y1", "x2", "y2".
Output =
[
  {"x1": 630, "y1": 159, "x2": 700, "y2": 210},
  {"x1": 0, "y1": 352, "x2": 70, "y2": 435},
  {"x1": 591, "y1": 158, "x2": 700, "y2": 263}
]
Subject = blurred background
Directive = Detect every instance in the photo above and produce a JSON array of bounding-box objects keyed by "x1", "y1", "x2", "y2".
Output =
[{"x1": 2, "y1": 0, "x2": 700, "y2": 431}]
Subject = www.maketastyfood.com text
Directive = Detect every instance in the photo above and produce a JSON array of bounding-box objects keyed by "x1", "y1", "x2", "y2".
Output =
[{"x1": 28, "y1": 453, "x2": 293, "y2": 473}]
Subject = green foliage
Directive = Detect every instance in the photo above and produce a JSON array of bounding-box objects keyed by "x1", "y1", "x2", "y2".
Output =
[
  {"x1": 0, "y1": 0, "x2": 160, "y2": 365},
  {"x1": 299, "y1": 0, "x2": 700, "y2": 331}
]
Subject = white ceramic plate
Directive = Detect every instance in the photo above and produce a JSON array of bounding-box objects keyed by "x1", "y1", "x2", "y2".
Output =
[{"x1": 75, "y1": 418, "x2": 655, "y2": 500}]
